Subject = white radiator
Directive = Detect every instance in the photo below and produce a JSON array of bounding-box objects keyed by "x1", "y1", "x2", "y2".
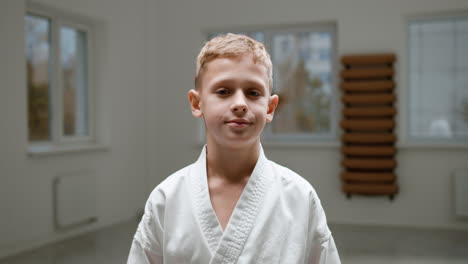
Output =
[
  {"x1": 53, "y1": 171, "x2": 98, "y2": 230},
  {"x1": 454, "y1": 170, "x2": 468, "y2": 218}
]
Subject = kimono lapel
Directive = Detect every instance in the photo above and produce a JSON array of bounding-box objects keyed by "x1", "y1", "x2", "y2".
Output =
[
  {"x1": 190, "y1": 144, "x2": 274, "y2": 263},
  {"x1": 189, "y1": 145, "x2": 224, "y2": 254},
  {"x1": 209, "y1": 145, "x2": 274, "y2": 264}
]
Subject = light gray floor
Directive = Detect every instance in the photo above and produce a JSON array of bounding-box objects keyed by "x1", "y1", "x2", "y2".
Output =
[
  {"x1": 331, "y1": 224, "x2": 468, "y2": 264},
  {"x1": 1, "y1": 220, "x2": 467, "y2": 264}
]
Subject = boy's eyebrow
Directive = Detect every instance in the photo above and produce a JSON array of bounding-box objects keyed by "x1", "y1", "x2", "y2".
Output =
[
  {"x1": 208, "y1": 79, "x2": 234, "y2": 88},
  {"x1": 243, "y1": 80, "x2": 266, "y2": 89},
  {"x1": 209, "y1": 78, "x2": 267, "y2": 90}
]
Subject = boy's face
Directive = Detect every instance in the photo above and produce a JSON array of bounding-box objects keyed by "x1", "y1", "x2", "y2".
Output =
[{"x1": 188, "y1": 54, "x2": 279, "y2": 149}]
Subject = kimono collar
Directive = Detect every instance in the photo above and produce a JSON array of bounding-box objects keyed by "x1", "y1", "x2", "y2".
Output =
[{"x1": 189, "y1": 143, "x2": 274, "y2": 261}]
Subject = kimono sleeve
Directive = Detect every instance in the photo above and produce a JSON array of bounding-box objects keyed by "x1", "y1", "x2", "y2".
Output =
[
  {"x1": 305, "y1": 190, "x2": 341, "y2": 264},
  {"x1": 127, "y1": 190, "x2": 165, "y2": 264}
]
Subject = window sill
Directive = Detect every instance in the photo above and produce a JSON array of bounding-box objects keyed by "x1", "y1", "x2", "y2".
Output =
[
  {"x1": 261, "y1": 142, "x2": 468, "y2": 149},
  {"x1": 194, "y1": 140, "x2": 341, "y2": 149},
  {"x1": 195, "y1": 140, "x2": 468, "y2": 150},
  {"x1": 28, "y1": 143, "x2": 110, "y2": 157},
  {"x1": 261, "y1": 141, "x2": 341, "y2": 149},
  {"x1": 397, "y1": 142, "x2": 468, "y2": 150}
]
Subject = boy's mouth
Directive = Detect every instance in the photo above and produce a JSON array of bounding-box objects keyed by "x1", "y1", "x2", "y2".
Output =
[
  {"x1": 225, "y1": 119, "x2": 252, "y2": 128},
  {"x1": 225, "y1": 119, "x2": 251, "y2": 125}
]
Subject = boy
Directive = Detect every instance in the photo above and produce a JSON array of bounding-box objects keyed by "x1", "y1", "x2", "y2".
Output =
[{"x1": 127, "y1": 33, "x2": 340, "y2": 264}]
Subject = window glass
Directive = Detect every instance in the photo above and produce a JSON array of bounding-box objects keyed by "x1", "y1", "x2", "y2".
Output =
[
  {"x1": 271, "y1": 31, "x2": 333, "y2": 135},
  {"x1": 60, "y1": 26, "x2": 89, "y2": 137},
  {"x1": 409, "y1": 17, "x2": 468, "y2": 140},
  {"x1": 25, "y1": 14, "x2": 52, "y2": 141}
]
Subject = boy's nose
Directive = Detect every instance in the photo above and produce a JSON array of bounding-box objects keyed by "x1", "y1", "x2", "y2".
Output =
[
  {"x1": 230, "y1": 92, "x2": 248, "y2": 113},
  {"x1": 232, "y1": 104, "x2": 247, "y2": 113}
]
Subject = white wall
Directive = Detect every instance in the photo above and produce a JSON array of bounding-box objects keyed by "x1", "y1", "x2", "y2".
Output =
[
  {"x1": 146, "y1": 0, "x2": 468, "y2": 230},
  {"x1": 0, "y1": 0, "x2": 148, "y2": 258}
]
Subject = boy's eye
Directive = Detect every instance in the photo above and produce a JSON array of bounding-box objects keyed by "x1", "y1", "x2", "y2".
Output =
[
  {"x1": 216, "y1": 89, "x2": 229, "y2": 95},
  {"x1": 248, "y1": 90, "x2": 261, "y2": 96}
]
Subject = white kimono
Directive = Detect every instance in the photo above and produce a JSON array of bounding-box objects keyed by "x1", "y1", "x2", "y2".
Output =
[{"x1": 127, "y1": 145, "x2": 340, "y2": 264}]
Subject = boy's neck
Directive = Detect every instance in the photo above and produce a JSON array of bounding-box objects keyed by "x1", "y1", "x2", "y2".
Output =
[{"x1": 205, "y1": 140, "x2": 260, "y2": 183}]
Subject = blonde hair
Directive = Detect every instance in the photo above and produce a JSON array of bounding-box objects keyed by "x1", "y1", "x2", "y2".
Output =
[{"x1": 195, "y1": 33, "x2": 273, "y2": 91}]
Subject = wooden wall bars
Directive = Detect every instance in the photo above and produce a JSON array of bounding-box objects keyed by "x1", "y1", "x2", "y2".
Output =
[{"x1": 340, "y1": 54, "x2": 399, "y2": 200}]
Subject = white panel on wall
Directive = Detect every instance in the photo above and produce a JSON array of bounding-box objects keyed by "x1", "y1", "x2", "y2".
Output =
[
  {"x1": 53, "y1": 170, "x2": 98, "y2": 230},
  {"x1": 454, "y1": 169, "x2": 468, "y2": 218}
]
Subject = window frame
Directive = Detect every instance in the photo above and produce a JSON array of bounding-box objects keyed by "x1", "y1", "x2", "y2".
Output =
[
  {"x1": 202, "y1": 22, "x2": 339, "y2": 146},
  {"x1": 406, "y1": 12, "x2": 468, "y2": 146},
  {"x1": 26, "y1": 3, "x2": 96, "y2": 150}
]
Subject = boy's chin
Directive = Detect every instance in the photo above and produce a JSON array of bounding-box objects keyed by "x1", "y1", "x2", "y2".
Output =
[
  {"x1": 208, "y1": 135, "x2": 261, "y2": 149},
  {"x1": 226, "y1": 139, "x2": 258, "y2": 149}
]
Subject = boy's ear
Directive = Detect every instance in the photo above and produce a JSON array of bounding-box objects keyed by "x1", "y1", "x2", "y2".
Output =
[
  {"x1": 188, "y1": 89, "x2": 203, "y2": 118},
  {"x1": 266, "y1": 94, "x2": 279, "y2": 123}
]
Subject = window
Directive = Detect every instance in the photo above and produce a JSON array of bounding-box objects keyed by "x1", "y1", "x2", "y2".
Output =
[
  {"x1": 25, "y1": 6, "x2": 94, "y2": 148},
  {"x1": 408, "y1": 15, "x2": 468, "y2": 143},
  {"x1": 207, "y1": 23, "x2": 338, "y2": 143}
]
